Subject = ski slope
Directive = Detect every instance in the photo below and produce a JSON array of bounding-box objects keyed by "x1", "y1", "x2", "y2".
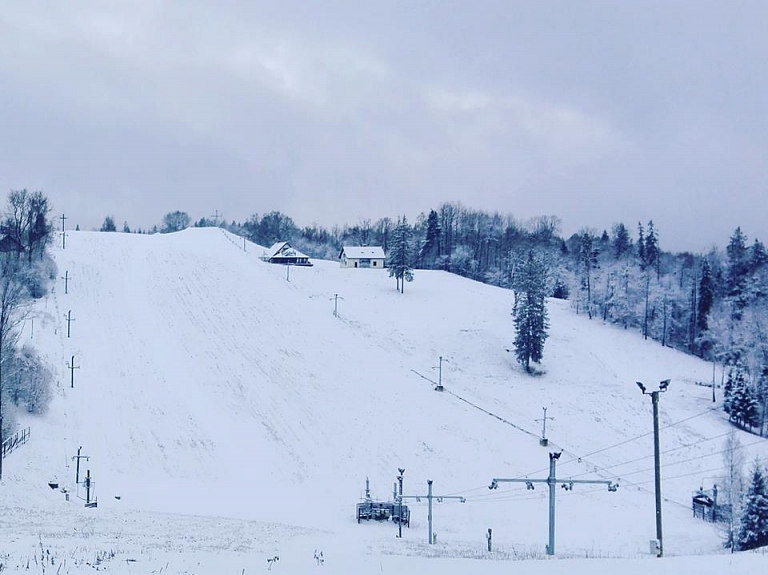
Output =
[{"x1": 1, "y1": 228, "x2": 766, "y2": 574}]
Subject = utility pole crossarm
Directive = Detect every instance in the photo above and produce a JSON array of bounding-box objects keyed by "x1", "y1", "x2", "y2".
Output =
[
  {"x1": 400, "y1": 480, "x2": 466, "y2": 544},
  {"x1": 489, "y1": 477, "x2": 548, "y2": 489},
  {"x1": 400, "y1": 494, "x2": 466, "y2": 502},
  {"x1": 490, "y1": 477, "x2": 617, "y2": 489},
  {"x1": 490, "y1": 451, "x2": 618, "y2": 556}
]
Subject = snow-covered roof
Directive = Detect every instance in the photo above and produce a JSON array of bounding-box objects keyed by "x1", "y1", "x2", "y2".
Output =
[
  {"x1": 340, "y1": 246, "x2": 385, "y2": 259},
  {"x1": 265, "y1": 241, "x2": 310, "y2": 260}
]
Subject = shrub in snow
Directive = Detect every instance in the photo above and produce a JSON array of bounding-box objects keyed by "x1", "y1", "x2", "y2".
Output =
[{"x1": 9, "y1": 344, "x2": 53, "y2": 414}]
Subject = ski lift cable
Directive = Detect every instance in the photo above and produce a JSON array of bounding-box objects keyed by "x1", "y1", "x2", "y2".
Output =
[{"x1": 564, "y1": 430, "x2": 734, "y2": 480}]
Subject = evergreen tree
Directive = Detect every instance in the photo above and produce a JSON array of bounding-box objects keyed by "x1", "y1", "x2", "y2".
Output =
[
  {"x1": 737, "y1": 460, "x2": 768, "y2": 550},
  {"x1": 720, "y1": 430, "x2": 745, "y2": 551},
  {"x1": 750, "y1": 239, "x2": 767, "y2": 274},
  {"x1": 637, "y1": 222, "x2": 646, "y2": 267},
  {"x1": 644, "y1": 220, "x2": 660, "y2": 279},
  {"x1": 418, "y1": 209, "x2": 441, "y2": 269},
  {"x1": 577, "y1": 231, "x2": 599, "y2": 319},
  {"x1": 612, "y1": 223, "x2": 631, "y2": 260},
  {"x1": 730, "y1": 372, "x2": 760, "y2": 431},
  {"x1": 100, "y1": 216, "x2": 117, "y2": 232},
  {"x1": 698, "y1": 260, "x2": 714, "y2": 332},
  {"x1": 388, "y1": 216, "x2": 414, "y2": 293},
  {"x1": 513, "y1": 251, "x2": 549, "y2": 373},
  {"x1": 727, "y1": 227, "x2": 749, "y2": 301}
]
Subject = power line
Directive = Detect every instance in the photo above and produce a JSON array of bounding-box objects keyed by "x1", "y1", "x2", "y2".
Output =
[
  {"x1": 634, "y1": 456, "x2": 768, "y2": 486},
  {"x1": 613, "y1": 436, "x2": 768, "y2": 480},
  {"x1": 441, "y1": 408, "x2": 725, "y2": 500},
  {"x1": 564, "y1": 431, "x2": 733, "y2": 480}
]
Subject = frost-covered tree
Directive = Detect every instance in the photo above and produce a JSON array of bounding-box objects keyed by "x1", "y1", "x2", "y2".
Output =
[
  {"x1": 8, "y1": 344, "x2": 52, "y2": 415},
  {"x1": 161, "y1": 211, "x2": 190, "y2": 233},
  {"x1": 727, "y1": 227, "x2": 749, "y2": 299},
  {"x1": 388, "y1": 216, "x2": 414, "y2": 294},
  {"x1": 0, "y1": 258, "x2": 31, "y2": 480},
  {"x1": 418, "y1": 209, "x2": 441, "y2": 269},
  {"x1": 513, "y1": 251, "x2": 549, "y2": 373},
  {"x1": 737, "y1": 459, "x2": 768, "y2": 550},
  {"x1": 719, "y1": 430, "x2": 746, "y2": 552},
  {"x1": 698, "y1": 259, "x2": 715, "y2": 333},
  {"x1": 644, "y1": 220, "x2": 660, "y2": 279},
  {"x1": 731, "y1": 374, "x2": 760, "y2": 431},
  {"x1": 612, "y1": 222, "x2": 632, "y2": 260}
]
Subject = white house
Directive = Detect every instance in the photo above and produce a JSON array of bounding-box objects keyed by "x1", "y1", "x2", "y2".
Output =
[
  {"x1": 262, "y1": 242, "x2": 313, "y2": 266},
  {"x1": 339, "y1": 246, "x2": 386, "y2": 269}
]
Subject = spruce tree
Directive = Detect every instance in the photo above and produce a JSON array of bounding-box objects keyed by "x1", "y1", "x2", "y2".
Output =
[
  {"x1": 513, "y1": 251, "x2": 549, "y2": 373},
  {"x1": 388, "y1": 216, "x2": 414, "y2": 293},
  {"x1": 749, "y1": 239, "x2": 767, "y2": 273},
  {"x1": 612, "y1": 222, "x2": 631, "y2": 260},
  {"x1": 637, "y1": 222, "x2": 646, "y2": 267},
  {"x1": 418, "y1": 210, "x2": 441, "y2": 269},
  {"x1": 737, "y1": 460, "x2": 768, "y2": 551},
  {"x1": 730, "y1": 373, "x2": 760, "y2": 431},
  {"x1": 644, "y1": 220, "x2": 660, "y2": 279},
  {"x1": 697, "y1": 260, "x2": 714, "y2": 332},
  {"x1": 726, "y1": 227, "x2": 749, "y2": 301}
]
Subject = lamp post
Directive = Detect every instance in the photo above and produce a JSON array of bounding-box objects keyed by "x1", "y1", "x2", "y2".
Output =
[
  {"x1": 397, "y1": 468, "x2": 405, "y2": 538},
  {"x1": 636, "y1": 378, "x2": 671, "y2": 557}
]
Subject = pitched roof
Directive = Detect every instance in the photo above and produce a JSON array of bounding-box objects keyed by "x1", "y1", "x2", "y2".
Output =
[
  {"x1": 266, "y1": 241, "x2": 310, "y2": 260},
  {"x1": 340, "y1": 246, "x2": 385, "y2": 259}
]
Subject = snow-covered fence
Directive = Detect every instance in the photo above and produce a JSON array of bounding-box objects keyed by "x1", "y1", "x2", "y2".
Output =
[{"x1": 1, "y1": 426, "x2": 30, "y2": 459}]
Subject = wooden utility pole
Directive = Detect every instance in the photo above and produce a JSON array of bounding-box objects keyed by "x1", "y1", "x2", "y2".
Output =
[
  {"x1": 490, "y1": 452, "x2": 617, "y2": 556},
  {"x1": 60, "y1": 213, "x2": 68, "y2": 249},
  {"x1": 66, "y1": 310, "x2": 75, "y2": 338},
  {"x1": 400, "y1": 480, "x2": 466, "y2": 544},
  {"x1": 61, "y1": 270, "x2": 71, "y2": 294},
  {"x1": 67, "y1": 355, "x2": 80, "y2": 388}
]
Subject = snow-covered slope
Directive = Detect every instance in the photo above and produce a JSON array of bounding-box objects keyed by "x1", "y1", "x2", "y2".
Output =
[{"x1": 1, "y1": 228, "x2": 767, "y2": 573}]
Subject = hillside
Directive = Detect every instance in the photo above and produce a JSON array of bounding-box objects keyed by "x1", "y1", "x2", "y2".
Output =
[{"x1": 1, "y1": 228, "x2": 767, "y2": 574}]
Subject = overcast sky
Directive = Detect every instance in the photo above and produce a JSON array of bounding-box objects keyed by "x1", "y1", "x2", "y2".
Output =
[{"x1": 1, "y1": 1, "x2": 766, "y2": 252}]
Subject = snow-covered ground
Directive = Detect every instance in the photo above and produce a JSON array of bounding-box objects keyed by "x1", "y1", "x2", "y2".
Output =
[{"x1": 1, "y1": 228, "x2": 766, "y2": 574}]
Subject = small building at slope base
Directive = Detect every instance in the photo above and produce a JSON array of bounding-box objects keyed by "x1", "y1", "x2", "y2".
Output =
[
  {"x1": 339, "y1": 246, "x2": 386, "y2": 269},
  {"x1": 262, "y1": 242, "x2": 313, "y2": 266}
]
